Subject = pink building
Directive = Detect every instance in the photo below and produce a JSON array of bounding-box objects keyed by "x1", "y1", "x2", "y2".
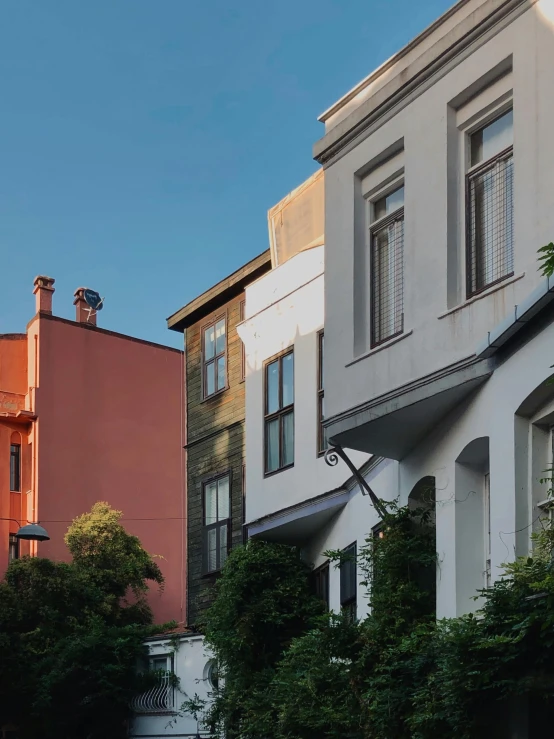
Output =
[{"x1": 0, "y1": 277, "x2": 184, "y2": 625}]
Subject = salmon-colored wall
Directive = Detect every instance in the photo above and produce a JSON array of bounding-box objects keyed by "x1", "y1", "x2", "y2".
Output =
[
  {"x1": 0, "y1": 335, "x2": 32, "y2": 571},
  {"x1": 0, "y1": 334, "x2": 28, "y2": 395},
  {"x1": 33, "y1": 315, "x2": 184, "y2": 626}
]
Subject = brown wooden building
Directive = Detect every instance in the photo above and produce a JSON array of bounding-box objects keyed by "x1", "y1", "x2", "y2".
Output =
[{"x1": 168, "y1": 251, "x2": 271, "y2": 627}]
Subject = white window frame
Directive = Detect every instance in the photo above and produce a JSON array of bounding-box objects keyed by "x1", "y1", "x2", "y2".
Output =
[
  {"x1": 456, "y1": 84, "x2": 513, "y2": 299},
  {"x1": 366, "y1": 177, "x2": 405, "y2": 348}
]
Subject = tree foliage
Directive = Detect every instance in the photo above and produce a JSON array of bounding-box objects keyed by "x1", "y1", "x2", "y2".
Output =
[
  {"x1": 0, "y1": 502, "x2": 170, "y2": 739},
  {"x1": 188, "y1": 502, "x2": 554, "y2": 739}
]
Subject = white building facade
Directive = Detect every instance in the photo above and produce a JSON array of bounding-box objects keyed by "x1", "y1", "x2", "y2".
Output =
[
  {"x1": 130, "y1": 633, "x2": 215, "y2": 739},
  {"x1": 314, "y1": 0, "x2": 554, "y2": 619},
  {"x1": 239, "y1": 172, "x2": 392, "y2": 620}
]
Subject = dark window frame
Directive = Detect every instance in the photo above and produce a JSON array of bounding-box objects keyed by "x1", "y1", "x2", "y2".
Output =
[
  {"x1": 240, "y1": 300, "x2": 246, "y2": 382},
  {"x1": 465, "y1": 143, "x2": 514, "y2": 298},
  {"x1": 8, "y1": 534, "x2": 19, "y2": 562},
  {"x1": 340, "y1": 542, "x2": 357, "y2": 623},
  {"x1": 312, "y1": 561, "x2": 330, "y2": 610},
  {"x1": 263, "y1": 348, "x2": 295, "y2": 476},
  {"x1": 202, "y1": 471, "x2": 232, "y2": 575},
  {"x1": 317, "y1": 330, "x2": 326, "y2": 456},
  {"x1": 10, "y1": 444, "x2": 21, "y2": 492},
  {"x1": 201, "y1": 313, "x2": 228, "y2": 400},
  {"x1": 369, "y1": 192, "x2": 405, "y2": 349}
]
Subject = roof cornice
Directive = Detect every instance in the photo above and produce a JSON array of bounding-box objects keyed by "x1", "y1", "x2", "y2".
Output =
[{"x1": 313, "y1": 0, "x2": 535, "y2": 165}]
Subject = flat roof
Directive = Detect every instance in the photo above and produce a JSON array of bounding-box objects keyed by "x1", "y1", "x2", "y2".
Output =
[{"x1": 167, "y1": 250, "x2": 271, "y2": 332}]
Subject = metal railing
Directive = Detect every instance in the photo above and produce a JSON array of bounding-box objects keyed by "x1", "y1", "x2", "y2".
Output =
[{"x1": 132, "y1": 672, "x2": 174, "y2": 713}]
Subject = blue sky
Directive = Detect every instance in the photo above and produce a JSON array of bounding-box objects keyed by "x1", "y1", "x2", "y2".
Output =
[{"x1": 1, "y1": 0, "x2": 453, "y2": 348}]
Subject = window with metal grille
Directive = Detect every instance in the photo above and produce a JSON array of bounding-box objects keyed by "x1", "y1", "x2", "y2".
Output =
[
  {"x1": 317, "y1": 331, "x2": 326, "y2": 455},
  {"x1": 340, "y1": 543, "x2": 357, "y2": 623},
  {"x1": 312, "y1": 561, "x2": 330, "y2": 610},
  {"x1": 202, "y1": 316, "x2": 227, "y2": 398},
  {"x1": 467, "y1": 109, "x2": 513, "y2": 297},
  {"x1": 264, "y1": 350, "x2": 294, "y2": 474},
  {"x1": 203, "y1": 473, "x2": 230, "y2": 573},
  {"x1": 370, "y1": 185, "x2": 404, "y2": 347},
  {"x1": 8, "y1": 534, "x2": 19, "y2": 562},
  {"x1": 10, "y1": 444, "x2": 21, "y2": 492}
]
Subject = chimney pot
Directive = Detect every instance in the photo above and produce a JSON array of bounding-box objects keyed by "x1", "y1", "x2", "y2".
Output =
[
  {"x1": 33, "y1": 275, "x2": 55, "y2": 314},
  {"x1": 73, "y1": 287, "x2": 97, "y2": 326}
]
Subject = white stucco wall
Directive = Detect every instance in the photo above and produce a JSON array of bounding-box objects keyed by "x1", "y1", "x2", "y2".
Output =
[
  {"x1": 323, "y1": 1, "x2": 554, "y2": 424},
  {"x1": 239, "y1": 246, "x2": 368, "y2": 525},
  {"x1": 130, "y1": 634, "x2": 214, "y2": 739}
]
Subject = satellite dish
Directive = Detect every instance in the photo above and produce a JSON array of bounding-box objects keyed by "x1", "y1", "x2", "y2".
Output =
[{"x1": 84, "y1": 289, "x2": 103, "y2": 311}]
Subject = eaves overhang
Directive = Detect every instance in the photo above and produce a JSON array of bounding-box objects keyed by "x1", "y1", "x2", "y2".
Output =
[
  {"x1": 476, "y1": 276, "x2": 554, "y2": 358},
  {"x1": 325, "y1": 356, "x2": 494, "y2": 460}
]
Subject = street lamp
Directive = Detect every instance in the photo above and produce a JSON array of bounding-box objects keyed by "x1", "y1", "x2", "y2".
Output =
[{"x1": 0, "y1": 518, "x2": 50, "y2": 542}]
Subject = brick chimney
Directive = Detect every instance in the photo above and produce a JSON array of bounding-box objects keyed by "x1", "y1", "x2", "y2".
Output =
[
  {"x1": 73, "y1": 287, "x2": 97, "y2": 326},
  {"x1": 33, "y1": 276, "x2": 55, "y2": 314}
]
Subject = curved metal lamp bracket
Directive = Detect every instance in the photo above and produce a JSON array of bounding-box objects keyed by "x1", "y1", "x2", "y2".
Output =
[{"x1": 325, "y1": 445, "x2": 388, "y2": 520}]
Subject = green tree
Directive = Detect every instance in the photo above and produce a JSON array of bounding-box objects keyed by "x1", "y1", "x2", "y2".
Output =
[{"x1": 0, "y1": 502, "x2": 170, "y2": 739}]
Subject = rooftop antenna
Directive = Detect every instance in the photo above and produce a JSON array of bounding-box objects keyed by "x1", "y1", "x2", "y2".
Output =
[{"x1": 83, "y1": 288, "x2": 104, "y2": 323}]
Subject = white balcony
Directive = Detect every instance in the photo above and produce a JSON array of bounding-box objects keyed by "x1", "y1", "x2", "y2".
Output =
[{"x1": 131, "y1": 672, "x2": 175, "y2": 714}]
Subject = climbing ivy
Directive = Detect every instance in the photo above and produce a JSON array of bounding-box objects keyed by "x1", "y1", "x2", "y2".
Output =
[{"x1": 186, "y1": 500, "x2": 554, "y2": 739}]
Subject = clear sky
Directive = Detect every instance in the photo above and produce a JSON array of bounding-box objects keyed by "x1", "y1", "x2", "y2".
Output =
[{"x1": 1, "y1": 0, "x2": 453, "y2": 348}]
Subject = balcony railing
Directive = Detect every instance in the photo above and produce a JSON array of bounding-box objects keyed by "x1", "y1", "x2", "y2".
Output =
[{"x1": 132, "y1": 672, "x2": 175, "y2": 714}]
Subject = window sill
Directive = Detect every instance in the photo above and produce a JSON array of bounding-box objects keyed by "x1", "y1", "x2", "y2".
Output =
[
  {"x1": 201, "y1": 387, "x2": 229, "y2": 403},
  {"x1": 346, "y1": 330, "x2": 413, "y2": 368},
  {"x1": 263, "y1": 463, "x2": 294, "y2": 479},
  {"x1": 438, "y1": 272, "x2": 525, "y2": 320}
]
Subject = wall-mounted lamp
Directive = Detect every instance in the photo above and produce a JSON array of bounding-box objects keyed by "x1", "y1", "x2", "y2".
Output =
[{"x1": 0, "y1": 518, "x2": 50, "y2": 542}]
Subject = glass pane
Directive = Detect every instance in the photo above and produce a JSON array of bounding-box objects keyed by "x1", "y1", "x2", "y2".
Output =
[
  {"x1": 217, "y1": 356, "x2": 226, "y2": 391},
  {"x1": 471, "y1": 109, "x2": 513, "y2": 166},
  {"x1": 282, "y1": 411, "x2": 294, "y2": 467},
  {"x1": 204, "y1": 325, "x2": 216, "y2": 360},
  {"x1": 266, "y1": 360, "x2": 280, "y2": 414},
  {"x1": 282, "y1": 353, "x2": 294, "y2": 407},
  {"x1": 215, "y1": 318, "x2": 226, "y2": 355},
  {"x1": 266, "y1": 418, "x2": 280, "y2": 472},
  {"x1": 220, "y1": 523, "x2": 228, "y2": 568},
  {"x1": 374, "y1": 185, "x2": 404, "y2": 221},
  {"x1": 205, "y1": 482, "x2": 217, "y2": 524},
  {"x1": 207, "y1": 528, "x2": 217, "y2": 572},
  {"x1": 372, "y1": 217, "x2": 404, "y2": 344},
  {"x1": 152, "y1": 657, "x2": 168, "y2": 673},
  {"x1": 217, "y1": 476, "x2": 230, "y2": 520},
  {"x1": 206, "y1": 361, "x2": 215, "y2": 396}
]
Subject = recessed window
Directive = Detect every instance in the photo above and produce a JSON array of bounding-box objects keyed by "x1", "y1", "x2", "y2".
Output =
[
  {"x1": 10, "y1": 444, "x2": 21, "y2": 492},
  {"x1": 202, "y1": 317, "x2": 226, "y2": 398},
  {"x1": 203, "y1": 474, "x2": 230, "y2": 573},
  {"x1": 264, "y1": 350, "x2": 294, "y2": 474},
  {"x1": 317, "y1": 331, "x2": 326, "y2": 455},
  {"x1": 370, "y1": 185, "x2": 404, "y2": 347},
  {"x1": 312, "y1": 562, "x2": 330, "y2": 610},
  {"x1": 467, "y1": 109, "x2": 514, "y2": 296},
  {"x1": 8, "y1": 534, "x2": 19, "y2": 562},
  {"x1": 340, "y1": 543, "x2": 357, "y2": 623}
]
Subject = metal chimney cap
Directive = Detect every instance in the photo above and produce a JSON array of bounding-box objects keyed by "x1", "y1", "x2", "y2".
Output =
[{"x1": 16, "y1": 523, "x2": 50, "y2": 542}]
